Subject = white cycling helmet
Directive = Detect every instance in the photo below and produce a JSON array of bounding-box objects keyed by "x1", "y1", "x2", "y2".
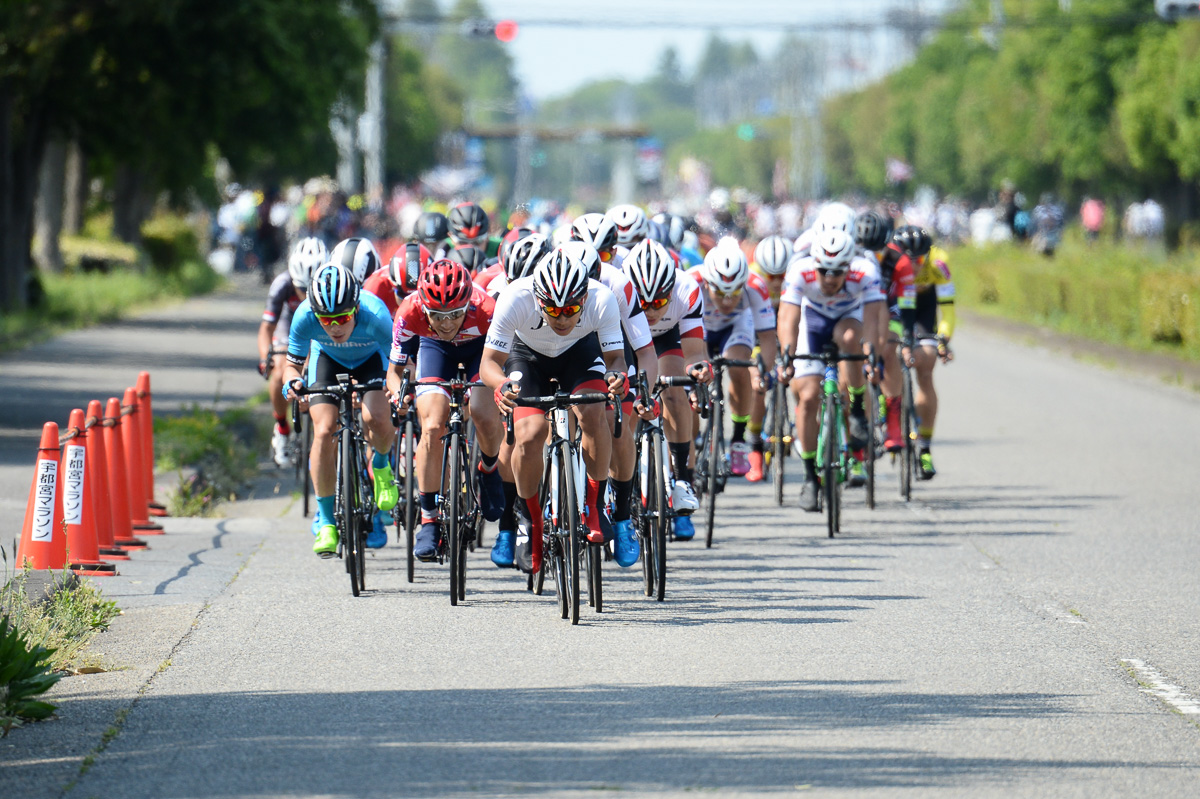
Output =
[
  {"x1": 702, "y1": 237, "x2": 749, "y2": 294},
  {"x1": 814, "y1": 202, "x2": 857, "y2": 235},
  {"x1": 559, "y1": 240, "x2": 603, "y2": 281},
  {"x1": 329, "y1": 237, "x2": 381, "y2": 283},
  {"x1": 605, "y1": 204, "x2": 648, "y2": 247},
  {"x1": 811, "y1": 229, "x2": 856, "y2": 272},
  {"x1": 570, "y1": 213, "x2": 619, "y2": 253},
  {"x1": 532, "y1": 246, "x2": 590, "y2": 307},
  {"x1": 288, "y1": 236, "x2": 327, "y2": 290},
  {"x1": 651, "y1": 212, "x2": 686, "y2": 250},
  {"x1": 624, "y1": 239, "x2": 676, "y2": 303},
  {"x1": 506, "y1": 233, "x2": 551, "y2": 283},
  {"x1": 753, "y1": 235, "x2": 792, "y2": 277}
]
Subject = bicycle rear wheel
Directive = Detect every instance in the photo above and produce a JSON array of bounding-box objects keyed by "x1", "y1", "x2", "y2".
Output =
[
  {"x1": 900, "y1": 370, "x2": 914, "y2": 502},
  {"x1": 300, "y1": 417, "x2": 312, "y2": 518},
  {"x1": 865, "y1": 381, "x2": 880, "y2": 510},
  {"x1": 588, "y1": 542, "x2": 603, "y2": 613}
]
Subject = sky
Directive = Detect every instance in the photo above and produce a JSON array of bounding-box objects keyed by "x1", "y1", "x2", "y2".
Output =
[{"x1": 386, "y1": 0, "x2": 959, "y2": 99}]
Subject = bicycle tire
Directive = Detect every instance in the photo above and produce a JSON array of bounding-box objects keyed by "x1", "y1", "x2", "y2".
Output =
[
  {"x1": 823, "y1": 398, "x2": 839, "y2": 539},
  {"x1": 355, "y1": 447, "x2": 369, "y2": 591},
  {"x1": 402, "y1": 416, "x2": 417, "y2": 582},
  {"x1": 865, "y1": 381, "x2": 880, "y2": 510},
  {"x1": 900, "y1": 368, "x2": 914, "y2": 502},
  {"x1": 772, "y1": 381, "x2": 787, "y2": 507},
  {"x1": 468, "y1": 429, "x2": 484, "y2": 550},
  {"x1": 704, "y1": 408, "x2": 720, "y2": 549},
  {"x1": 301, "y1": 419, "x2": 312, "y2": 518},
  {"x1": 588, "y1": 542, "x2": 603, "y2": 613},
  {"x1": 636, "y1": 430, "x2": 654, "y2": 598},
  {"x1": 651, "y1": 435, "x2": 668, "y2": 602},
  {"x1": 339, "y1": 427, "x2": 361, "y2": 596},
  {"x1": 562, "y1": 448, "x2": 582, "y2": 624},
  {"x1": 448, "y1": 432, "x2": 463, "y2": 606}
]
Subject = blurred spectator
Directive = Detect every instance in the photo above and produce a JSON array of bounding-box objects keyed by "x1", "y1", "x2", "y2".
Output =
[
  {"x1": 1031, "y1": 193, "x2": 1064, "y2": 257},
  {"x1": 1081, "y1": 197, "x2": 1105, "y2": 244}
]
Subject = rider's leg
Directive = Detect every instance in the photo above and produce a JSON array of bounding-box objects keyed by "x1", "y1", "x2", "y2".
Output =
[{"x1": 913, "y1": 345, "x2": 939, "y2": 447}]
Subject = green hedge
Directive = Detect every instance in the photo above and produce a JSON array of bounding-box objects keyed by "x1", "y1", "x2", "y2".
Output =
[{"x1": 950, "y1": 241, "x2": 1200, "y2": 361}]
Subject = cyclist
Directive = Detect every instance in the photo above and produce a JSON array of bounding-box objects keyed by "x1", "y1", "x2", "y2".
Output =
[
  {"x1": 481, "y1": 247, "x2": 629, "y2": 575},
  {"x1": 794, "y1": 202, "x2": 857, "y2": 258},
  {"x1": 329, "y1": 236, "x2": 383, "y2": 283},
  {"x1": 561, "y1": 238, "x2": 659, "y2": 568},
  {"x1": 605, "y1": 204, "x2": 649, "y2": 251},
  {"x1": 413, "y1": 210, "x2": 450, "y2": 256},
  {"x1": 686, "y1": 238, "x2": 777, "y2": 477},
  {"x1": 385, "y1": 259, "x2": 503, "y2": 561},
  {"x1": 448, "y1": 244, "x2": 489, "y2": 279},
  {"x1": 362, "y1": 241, "x2": 429, "y2": 317},
  {"x1": 743, "y1": 234, "x2": 793, "y2": 482},
  {"x1": 879, "y1": 226, "x2": 954, "y2": 479},
  {"x1": 572, "y1": 213, "x2": 624, "y2": 267},
  {"x1": 259, "y1": 236, "x2": 325, "y2": 466},
  {"x1": 623, "y1": 238, "x2": 712, "y2": 540},
  {"x1": 282, "y1": 263, "x2": 399, "y2": 556},
  {"x1": 448, "y1": 202, "x2": 501, "y2": 258},
  {"x1": 776, "y1": 228, "x2": 880, "y2": 512}
]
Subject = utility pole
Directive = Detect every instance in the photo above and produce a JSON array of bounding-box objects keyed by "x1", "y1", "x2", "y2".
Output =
[{"x1": 361, "y1": 39, "x2": 385, "y2": 205}]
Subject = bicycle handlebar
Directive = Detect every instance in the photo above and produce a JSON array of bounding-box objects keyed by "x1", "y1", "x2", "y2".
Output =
[
  {"x1": 710, "y1": 357, "x2": 756, "y2": 369},
  {"x1": 291, "y1": 375, "x2": 387, "y2": 400},
  {"x1": 503, "y1": 389, "x2": 622, "y2": 445}
]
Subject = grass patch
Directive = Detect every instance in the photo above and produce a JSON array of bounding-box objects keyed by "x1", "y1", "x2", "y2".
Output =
[
  {"x1": 951, "y1": 238, "x2": 1200, "y2": 361},
  {"x1": 154, "y1": 403, "x2": 267, "y2": 516}
]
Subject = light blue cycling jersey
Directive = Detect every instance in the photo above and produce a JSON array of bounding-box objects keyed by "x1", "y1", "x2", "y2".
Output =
[{"x1": 287, "y1": 290, "x2": 393, "y2": 369}]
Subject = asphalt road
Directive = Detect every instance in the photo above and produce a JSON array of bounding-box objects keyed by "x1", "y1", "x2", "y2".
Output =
[{"x1": 3, "y1": 275, "x2": 1199, "y2": 798}]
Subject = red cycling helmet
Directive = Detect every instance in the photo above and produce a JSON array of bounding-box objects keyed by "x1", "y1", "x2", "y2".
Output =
[{"x1": 418, "y1": 259, "x2": 473, "y2": 312}]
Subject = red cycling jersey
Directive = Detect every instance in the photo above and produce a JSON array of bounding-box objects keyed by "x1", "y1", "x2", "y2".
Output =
[{"x1": 390, "y1": 284, "x2": 495, "y2": 363}]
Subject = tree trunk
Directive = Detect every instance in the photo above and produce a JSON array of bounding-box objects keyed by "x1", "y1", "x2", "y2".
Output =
[
  {"x1": 112, "y1": 163, "x2": 150, "y2": 246},
  {"x1": 64, "y1": 138, "x2": 86, "y2": 235},
  {"x1": 34, "y1": 137, "x2": 66, "y2": 274},
  {"x1": 0, "y1": 81, "x2": 48, "y2": 312}
]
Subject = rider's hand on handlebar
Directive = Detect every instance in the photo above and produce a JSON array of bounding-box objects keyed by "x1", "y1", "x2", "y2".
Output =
[
  {"x1": 604, "y1": 370, "x2": 629, "y2": 399},
  {"x1": 687, "y1": 360, "x2": 713, "y2": 384},
  {"x1": 937, "y1": 338, "x2": 954, "y2": 364},
  {"x1": 257, "y1": 358, "x2": 270, "y2": 379},
  {"x1": 633, "y1": 396, "x2": 660, "y2": 421},
  {"x1": 494, "y1": 380, "x2": 520, "y2": 415},
  {"x1": 283, "y1": 378, "x2": 304, "y2": 402}
]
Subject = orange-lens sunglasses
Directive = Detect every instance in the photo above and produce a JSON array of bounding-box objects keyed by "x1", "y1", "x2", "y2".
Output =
[{"x1": 316, "y1": 311, "x2": 354, "y2": 326}]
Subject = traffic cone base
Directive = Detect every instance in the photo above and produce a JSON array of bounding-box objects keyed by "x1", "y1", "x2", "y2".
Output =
[
  {"x1": 133, "y1": 521, "x2": 165, "y2": 534},
  {"x1": 99, "y1": 547, "x2": 132, "y2": 561}
]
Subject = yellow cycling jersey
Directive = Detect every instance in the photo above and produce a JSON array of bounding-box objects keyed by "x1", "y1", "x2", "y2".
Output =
[{"x1": 914, "y1": 246, "x2": 955, "y2": 304}]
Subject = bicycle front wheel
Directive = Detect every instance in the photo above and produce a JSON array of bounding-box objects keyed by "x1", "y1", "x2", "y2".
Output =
[
  {"x1": 900, "y1": 371, "x2": 914, "y2": 502},
  {"x1": 822, "y1": 400, "x2": 839, "y2": 539},
  {"x1": 704, "y1": 414, "x2": 720, "y2": 549},
  {"x1": 339, "y1": 428, "x2": 362, "y2": 596},
  {"x1": 561, "y1": 450, "x2": 582, "y2": 624},
  {"x1": 651, "y1": 436, "x2": 668, "y2": 602},
  {"x1": 448, "y1": 433, "x2": 463, "y2": 606},
  {"x1": 866, "y1": 381, "x2": 880, "y2": 510},
  {"x1": 402, "y1": 416, "x2": 417, "y2": 582},
  {"x1": 771, "y1": 382, "x2": 787, "y2": 507}
]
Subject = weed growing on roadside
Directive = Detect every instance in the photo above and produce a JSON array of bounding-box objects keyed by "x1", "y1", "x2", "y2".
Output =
[{"x1": 155, "y1": 404, "x2": 265, "y2": 515}]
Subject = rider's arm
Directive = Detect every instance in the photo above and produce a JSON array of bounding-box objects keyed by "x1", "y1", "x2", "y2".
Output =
[
  {"x1": 932, "y1": 251, "x2": 956, "y2": 341},
  {"x1": 257, "y1": 320, "x2": 276, "y2": 363},
  {"x1": 479, "y1": 347, "x2": 509, "y2": 392},
  {"x1": 776, "y1": 299, "x2": 801, "y2": 361}
]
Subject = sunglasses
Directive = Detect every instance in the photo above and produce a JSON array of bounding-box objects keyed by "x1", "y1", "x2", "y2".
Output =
[
  {"x1": 599, "y1": 249, "x2": 614, "y2": 263},
  {"x1": 640, "y1": 294, "x2": 671, "y2": 311},
  {"x1": 541, "y1": 302, "x2": 583, "y2": 319},
  {"x1": 711, "y1": 287, "x2": 743, "y2": 300},
  {"x1": 426, "y1": 307, "x2": 467, "y2": 322},
  {"x1": 817, "y1": 268, "x2": 848, "y2": 278},
  {"x1": 316, "y1": 311, "x2": 355, "y2": 326}
]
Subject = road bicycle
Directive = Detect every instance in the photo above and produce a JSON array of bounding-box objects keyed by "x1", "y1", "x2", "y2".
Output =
[
  {"x1": 761, "y1": 347, "x2": 794, "y2": 507},
  {"x1": 694, "y1": 356, "x2": 754, "y2": 548},
  {"x1": 293, "y1": 374, "x2": 386, "y2": 596},
  {"x1": 795, "y1": 346, "x2": 868, "y2": 538},
  {"x1": 863, "y1": 348, "x2": 883, "y2": 511},
  {"x1": 896, "y1": 344, "x2": 920, "y2": 503},
  {"x1": 421, "y1": 364, "x2": 486, "y2": 606},
  {"x1": 631, "y1": 371, "x2": 696, "y2": 602},
  {"x1": 507, "y1": 381, "x2": 621, "y2": 625},
  {"x1": 289, "y1": 396, "x2": 313, "y2": 518}
]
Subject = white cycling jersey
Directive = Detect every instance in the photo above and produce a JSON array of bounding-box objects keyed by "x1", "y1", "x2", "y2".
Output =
[
  {"x1": 685, "y1": 266, "x2": 775, "y2": 333},
  {"x1": 648, "y1": 269, "x2": 706, "y2": 339},
  {"x1": 486, "y1": 277, "x2": 625, "y2": 358},
  {"x1": 780, "y1": 255, "x2": 881, "y2": 318},
  {"x1": 597, "y1": 263, "x2": 652, "y2": 351}
]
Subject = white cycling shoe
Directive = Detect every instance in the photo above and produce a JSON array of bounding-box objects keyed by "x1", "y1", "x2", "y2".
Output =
[
  {"x1": 671, "y1": 480, "x2": 699, "y2": 515},
  {"x1": 271, "y1": 427, "x2": 290, "y2": 468}
]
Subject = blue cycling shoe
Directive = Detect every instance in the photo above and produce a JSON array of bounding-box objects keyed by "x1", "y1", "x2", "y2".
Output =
[
  {"x1": 612, "y1": 519, "x2": 640, "y2": 567},
  {"x1": 477, "y1": 465, "x2": 505, "y2": 522},
  {"x1": 366, "y1": 512, "x2": 388, "y2": 549},
  {"x1": 490, "y1": 529, "x2": 515, "y2": 568},
  {"x1": 415, "y1": 521, "x2": 440, "y2": 562},
  {"x1": 673, "y1": 516, "x2": 695, "y2": 541}
]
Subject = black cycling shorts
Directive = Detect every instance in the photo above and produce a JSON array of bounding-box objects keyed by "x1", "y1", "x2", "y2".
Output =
[
  {"x1": 505, "y1": 335, "x2": 607, "y2": 420},
  {"x1": 305, "y1": 350, "x2": 387, "y2": 408}
]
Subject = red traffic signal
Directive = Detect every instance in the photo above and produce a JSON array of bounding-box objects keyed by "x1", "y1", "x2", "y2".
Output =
[{"x1": 495, "y1": 19, "x2": 518, "y2": 42}]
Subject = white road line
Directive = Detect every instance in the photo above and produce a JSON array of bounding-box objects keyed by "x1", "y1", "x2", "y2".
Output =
[{"x1": 1122, "y1": 659, "x2": 1200, "y2": 717}]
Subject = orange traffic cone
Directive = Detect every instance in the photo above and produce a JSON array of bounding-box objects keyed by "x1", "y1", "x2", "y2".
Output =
[
  {"x1": 86, "y1": 400, "x2": 130, "y2": 560},
  {"x1": 103, "y1": 397, "x2": 149, "y2": 551},
  {"x1": 137, "y1": 372, "x2": 168, "y2": 517},
  {"x1": 15, "y1": 422, "x2": 67, "y2": 571},
  {"x1": 123, "y1": 387, "x2": 163, "y2": 534},
  {"x1": 61, "y1": 409, "x2": 116, "y2": 576}
]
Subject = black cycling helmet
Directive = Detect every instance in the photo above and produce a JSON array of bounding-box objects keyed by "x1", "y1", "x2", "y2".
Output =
[
  {"x1": 448, "y1": 202, "x2": 490, "y2": 243},
  {"x1": 854, "y1": 211, "x2": 890, "y2": 252},
  {"x1": 891, "y1": 225, "x2": 933, "y2": 257},
  {"x1": 414, "y1": 211, "x2": 449, "y2": 245},
  {"x1": 446, "y1": 245, "x2": 488, "y2": 275}
]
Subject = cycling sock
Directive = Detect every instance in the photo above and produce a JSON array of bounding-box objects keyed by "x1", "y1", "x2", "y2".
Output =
[
  {"x1": 522, "y1": 495, "x2": 544, "y2": 537},
  {"x1": 731, "y1": 413, "x2": 750, "y2": 443},
  {"x1": 478, "y1": 450, "x2": 499, "y2": 472},
  {"x1": 848, "y1": 385, "x2": 866, "y2": 413},
  {"x1": 586, "y1": 477, "x2": 610, "y2": 518},
  {"x1": 801, "y1": 451, "x2": 817, "y2": 481},
  {"x1": 372, "y1": 449, "x2": 388, "y2": 469},
  {"x1": 316, "y1": 495, "x2": 335, "y2": 527},
  {"x1": 613, "y1": 478, "x2": 634, "y2": 522},
  {"x1": 668, "y1": 441, "x2": 694, "y2": 484},
  {"x1": 918, "y1": 426, "x2": 934, "y2": 441},
  {"x1": 419, "y1": 491, "x2": 438, "y2": 514},
  {"x1": 500, "y1": 481, "x2": 517, "y2": 530},
  {"x1": 273, "y1": 414, "x2": 290, "y2": 436}
]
